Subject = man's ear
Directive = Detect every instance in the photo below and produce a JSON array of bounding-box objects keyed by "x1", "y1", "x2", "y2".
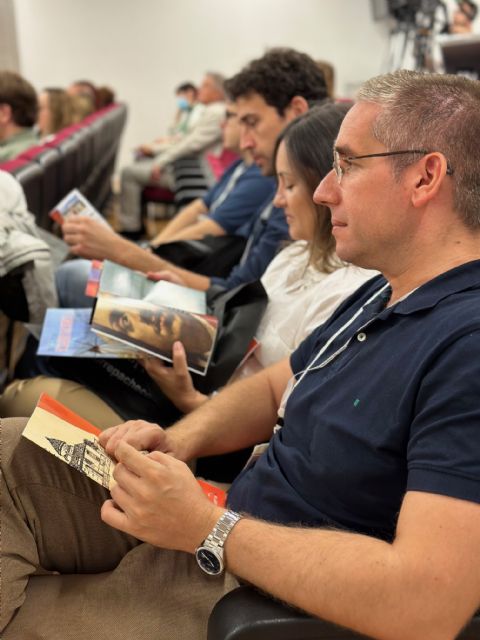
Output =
[
  {"x1": 0, "y1": 103, "x2": 12, "y2": 125},
  {"x1": 285, "y1": 96, "x2": 309, "y2": 119},
  {"x1": 411, "y1": 153, "x2": 449, "y2": 208}
]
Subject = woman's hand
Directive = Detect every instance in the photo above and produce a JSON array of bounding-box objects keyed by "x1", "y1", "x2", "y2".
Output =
[
  {"x1": 146, "y1": 270, "x2": 185, "y2": 285},
  {"x1": 142, "y1": 341, "x2": 208, "y2": 414}
]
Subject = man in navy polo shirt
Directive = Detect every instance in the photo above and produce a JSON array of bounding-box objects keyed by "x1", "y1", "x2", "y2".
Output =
[{"x1": 2, "y1": 70, "x2": 480, "y2": 639}]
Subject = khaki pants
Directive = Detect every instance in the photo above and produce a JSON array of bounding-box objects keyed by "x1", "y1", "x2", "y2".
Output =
[
  {"x1": 0, "y1": 376, "x2": 124, "y2": 429},
  {"x1": 120, "y1": 160, "x2": 174, "y2": 232},
  {"x1": 1, "y1": 418, "x2": 238, "y2": 639}
]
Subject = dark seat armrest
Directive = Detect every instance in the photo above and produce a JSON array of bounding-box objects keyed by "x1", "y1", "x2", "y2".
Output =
[
  {"x1": 207, "y1": 586, "x2": 369, "y2": 640},
  {"x1": 208, "y1": 586, "x2": 480, "y2": 640}
]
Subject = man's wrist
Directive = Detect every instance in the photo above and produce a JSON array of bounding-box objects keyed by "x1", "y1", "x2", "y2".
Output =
[
  {"x1": 195, "y1": 509, "x2": 243, "y2": 574},
  {"x1": 178, "y1": 390, "x2": 209, "y2": 415},
  {"x1": 163, "y1": 427, "x2": 195, "y2": 462}
]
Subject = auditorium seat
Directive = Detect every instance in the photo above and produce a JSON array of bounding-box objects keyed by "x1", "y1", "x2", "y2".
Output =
[
  {"x1": 29, "y1": 148, "x2": 62, "y2": 229},
  {"x1": 6, "y1": 160, "x2": 43, "y2": 221}
]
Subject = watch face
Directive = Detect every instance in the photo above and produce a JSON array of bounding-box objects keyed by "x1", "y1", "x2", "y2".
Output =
[{"x1": 195, "y1": 547, "x2": 223, "y2": 575}]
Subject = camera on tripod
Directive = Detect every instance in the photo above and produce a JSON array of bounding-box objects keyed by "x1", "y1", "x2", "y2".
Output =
[{"x1": 386, "y1": 0, "x2": 448, "y2": 69}]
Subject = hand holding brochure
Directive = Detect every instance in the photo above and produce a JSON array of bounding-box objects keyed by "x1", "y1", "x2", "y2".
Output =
[
  {"x1": 22, "y1": 393, "x2": 226, "y2": 506},
  {"x1": 50, "y1": 189, "x2": 112, "y2": 228}
]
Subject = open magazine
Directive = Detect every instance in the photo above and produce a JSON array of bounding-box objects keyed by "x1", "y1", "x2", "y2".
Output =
[
  {"x1": 38, "y1": 261, "x2": 218, "y2": 374},
  {"x1": 88, "y1": 260, "x2": 217, "y2": 375},
  {"x1": 49, "y1": 189, "x2": 112, "y2": 228},
  {"x1": 22, "y1": 393, "x2": 226, "y2": 506}
]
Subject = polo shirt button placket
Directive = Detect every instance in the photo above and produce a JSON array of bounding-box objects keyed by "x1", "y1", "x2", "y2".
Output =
[{"x1": 357, "y1": 332, "x2": 367, "y2": 342}]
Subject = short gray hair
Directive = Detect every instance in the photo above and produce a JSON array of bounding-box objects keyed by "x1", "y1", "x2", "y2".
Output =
[
  {"x1": 205, "y1": 72, "x2": 226, "y2": 97},
  {"x1": 357, "y1": 69, "x2": 480, "y2": 229}
]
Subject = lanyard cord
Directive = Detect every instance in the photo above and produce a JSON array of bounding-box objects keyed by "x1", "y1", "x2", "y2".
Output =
[
  {"x1": 209, "y1": 162, "x2": 247, "y2": 213},
  {"x1": 292, "y1": 282, "x2": 391, "y2": 391}
]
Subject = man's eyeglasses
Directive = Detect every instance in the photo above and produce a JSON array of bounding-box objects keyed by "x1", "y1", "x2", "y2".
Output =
[{"x1": 332, "y1": 149, "x2": 454, "y2": 184}]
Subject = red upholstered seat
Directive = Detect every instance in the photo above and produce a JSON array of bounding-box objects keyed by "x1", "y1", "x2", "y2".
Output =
[{"x1": 142, "y1": 186, "x2": 175, "y2": 203}]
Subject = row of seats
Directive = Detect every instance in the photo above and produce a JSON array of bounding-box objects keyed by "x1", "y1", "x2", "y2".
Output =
[{"x1": 0, "y1": 103, "x2": 128, "y2": 230}]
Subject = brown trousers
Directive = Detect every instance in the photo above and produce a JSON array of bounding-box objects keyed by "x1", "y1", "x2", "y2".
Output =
[
  {"x1": 1, "y1": 418, "x2": 238, "y2": 639},
  {"x1": 0, "y1": 376, "x2": 124, "y2": 429}
]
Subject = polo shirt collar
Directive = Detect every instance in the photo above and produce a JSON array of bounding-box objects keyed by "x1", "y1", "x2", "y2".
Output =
[{"x1": 386, "y1": 259, "x2": 480, "y2": 316}]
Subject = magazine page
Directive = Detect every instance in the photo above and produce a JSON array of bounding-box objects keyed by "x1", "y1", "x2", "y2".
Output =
[
  {"x1": 99, "y1": 260, "x2": 207, "y2": 314},
  {"x1": 91, "y1": 294, "x2": 218, "y2": 375},
  {"x1": 37, "y1": 308, "x2": 139, "y2": 358},
  {"x1": 49, "y1": 189, "x2": 112, "y2": 228},
  {"x1": 22, "y1": 393, "x2": 226, "y2": 506}
]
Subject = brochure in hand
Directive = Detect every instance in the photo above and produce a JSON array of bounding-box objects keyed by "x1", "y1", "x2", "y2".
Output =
[
  {"x1": 22, "y1": 393, "x2": 226, "y2": 506},
  {"x1": 83, "y1": 260, "x2": 217, "y2": 375},
  {"x1": 49, "y1": 189, "x2": 112, "y2": 227}
]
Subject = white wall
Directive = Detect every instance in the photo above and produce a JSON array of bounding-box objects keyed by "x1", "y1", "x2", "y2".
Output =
[
  {"x1": 0, "y1": 0, "x2": 20, "y2": 70},
  {"x1": 14, "y1": 0, "x2": 392, "y2": 170},
  {"x1": 12, "y1": 0, "x2": 480, "y2": 171}
]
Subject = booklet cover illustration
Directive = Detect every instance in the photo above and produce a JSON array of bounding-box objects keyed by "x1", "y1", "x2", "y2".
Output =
[
  {"x1": 50, "y1": 189, "x2": 112, "y2": 227},
  {"x1": 22, "y1": 393, "x2": 226, "y2": 506},
  {"x1": 23, "y1": 393, "x2": 115, "y2": 489},
  {"x1": 37, "y1": 308, "x2": 139, "y2": 358}
]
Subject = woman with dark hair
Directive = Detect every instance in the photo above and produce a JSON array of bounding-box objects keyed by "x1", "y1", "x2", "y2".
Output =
[{"x1": 142, "y1": 102, "x2": 377, "y2": 412}]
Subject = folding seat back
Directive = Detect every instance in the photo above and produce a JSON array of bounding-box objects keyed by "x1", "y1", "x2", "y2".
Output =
[
  {"x1": 74, "y1": 127, "x2": 95, "y2": 190},
  {"x1": 35, "y1": 148, "x2": 63, "y2": 229},
  {"x1": 52, "y1": 136, "x2": 80, "y2": 196},
  {"x1": 11, "y1": 162, "x2": 43, "y2": 223}
]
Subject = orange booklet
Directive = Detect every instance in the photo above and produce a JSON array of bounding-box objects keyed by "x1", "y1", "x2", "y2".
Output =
[{"x1": 22, "y1": 393, "x2": 226, "y2": 507}]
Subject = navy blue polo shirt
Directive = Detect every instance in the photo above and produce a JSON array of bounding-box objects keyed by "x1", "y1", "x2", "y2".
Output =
[
  {"x1": 202, "y1": 160, "x2": 276, "y2": 236},
  {"x1": 228, "y1": 261, "x2": 480, "y2": 541}
]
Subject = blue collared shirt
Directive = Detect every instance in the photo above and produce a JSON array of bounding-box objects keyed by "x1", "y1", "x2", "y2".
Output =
[
  {"x1": 228, "y1": 261, "x2": 480, "y2": 541},
  {"x1": 202, "y1": 159, "x2": 276, "y2": 235}
]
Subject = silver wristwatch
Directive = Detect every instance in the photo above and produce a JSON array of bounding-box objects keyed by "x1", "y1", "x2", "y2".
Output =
[{"x1": 195, "y1": 510, "x2": 242, "y2": 576}]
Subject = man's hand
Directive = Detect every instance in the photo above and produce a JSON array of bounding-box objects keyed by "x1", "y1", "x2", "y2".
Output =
[
  {"x1": 141, "y1": 342, "x2": 208, "y2": 413},
  {"x1": 101, "y1": 443, "x2": 224, "y2": 552},
  {"x1": 99, "y1": 419, "x2": 172, "y2": 459},
  {"x1": 137, "y1": 144, "x2": 155, "y2": 157},
  {"x1": 150, "y1": 164, "x2": 162, "y2": 183},
  {"x1": 62, "y1": 216, "x2": 119, "y2": 260}
]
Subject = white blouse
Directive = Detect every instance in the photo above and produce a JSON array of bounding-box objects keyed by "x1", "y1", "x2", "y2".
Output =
[{"x1": 234, "y1": 241, "x2": 377, "y2": 379}]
